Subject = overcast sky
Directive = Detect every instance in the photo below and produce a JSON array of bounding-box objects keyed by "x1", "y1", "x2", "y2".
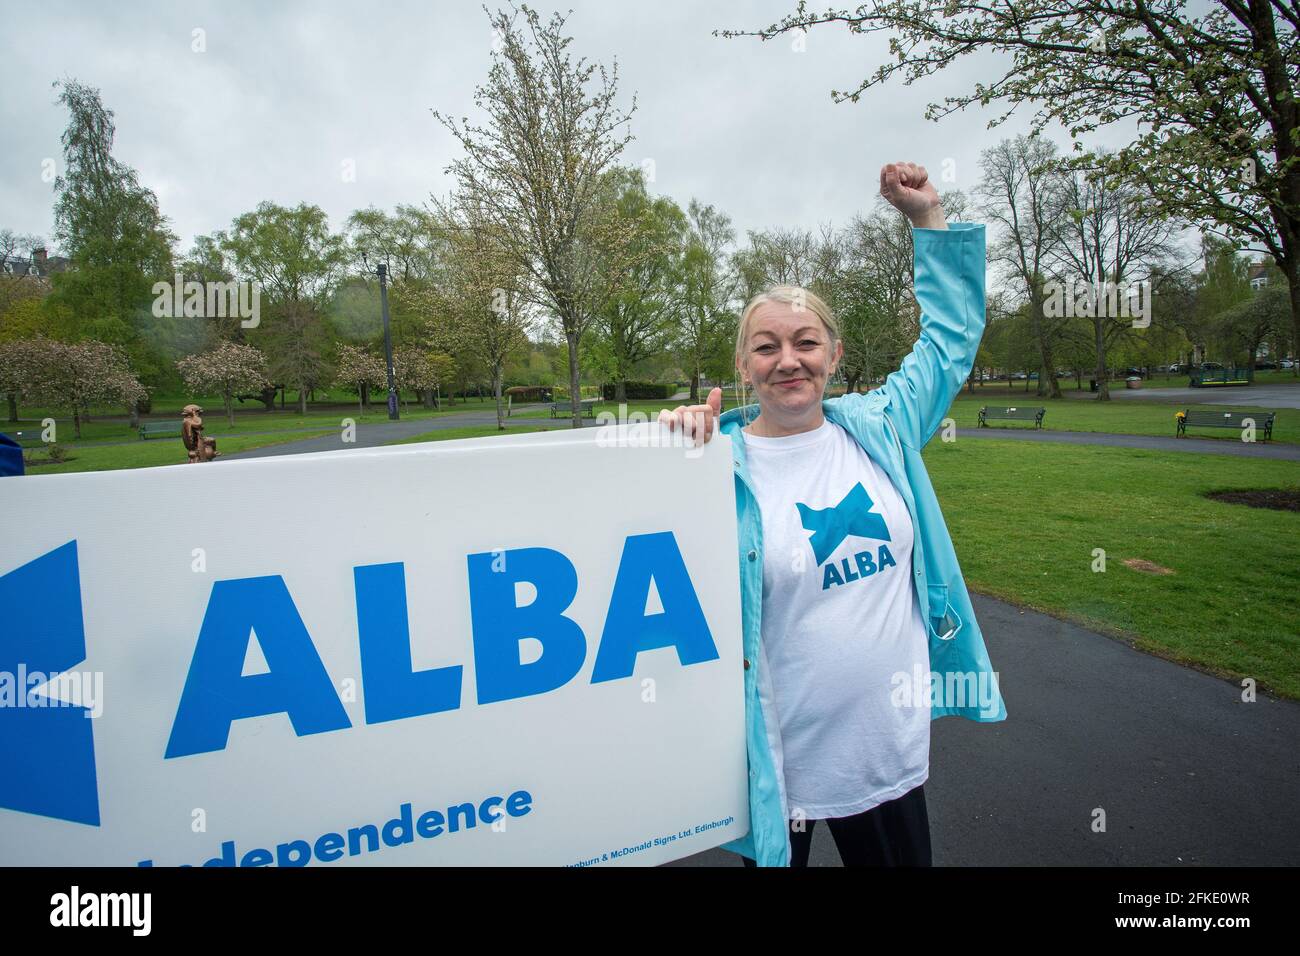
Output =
[{"x1": 2, "y1": 0, "x2": 1161, "y2": 261}]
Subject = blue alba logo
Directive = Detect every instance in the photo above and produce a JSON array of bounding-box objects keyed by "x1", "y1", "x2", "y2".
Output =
[
  {"x1": 0, "y1": 541, "x2": 100, "y2": 826},
  {"x1": 796, "y1": 483, "x2": 897, "y2": 590},
  {"x1": 165, "y1": 530, "x2": 719, "y2": 759}
]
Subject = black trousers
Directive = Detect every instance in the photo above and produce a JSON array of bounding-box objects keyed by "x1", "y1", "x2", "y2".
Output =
[{"x1": 741, "y1": 784, "x2": 932, "y2": 867}]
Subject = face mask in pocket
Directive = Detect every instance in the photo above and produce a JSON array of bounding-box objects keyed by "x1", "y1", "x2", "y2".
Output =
[{"x1": 926, "y1": 582, "x2": 961, "y2": 641}]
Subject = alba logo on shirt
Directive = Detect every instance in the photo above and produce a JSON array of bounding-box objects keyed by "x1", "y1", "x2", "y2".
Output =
[{"x1": 796, "y1": 483, "x2": 897, "y2": 591}]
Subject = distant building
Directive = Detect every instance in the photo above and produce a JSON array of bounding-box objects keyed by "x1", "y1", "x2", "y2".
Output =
[
  {"x1": 1, "y1": 247, "x2": 68, "y2": 279},
  {"x1": 1248, "y1": 261, "x2": 1269, "y2": 291}
]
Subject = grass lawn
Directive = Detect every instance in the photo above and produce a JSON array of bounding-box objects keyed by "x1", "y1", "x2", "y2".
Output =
[
  {"x1": 3, "y1": 393, "x2": 505, "y2": 445},
  {"x1": 923, "y1": 437, "x2": 1300, "y2": 700},
  {"x1": 19, "y1": 429, "x2": 336, "y2": 475},
  {"x1": 385, "y1": 422, "x2": 562, "y2": 445},
  {"x1": 944, "y1": 392, "x2": 1298, "y2": 444},
  {"x1": 589, "y1": 388, "x2": 1300, "y2": 445}
]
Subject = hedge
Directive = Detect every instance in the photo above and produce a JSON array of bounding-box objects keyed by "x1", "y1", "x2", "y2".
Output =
[{"x1": 601, "y1": 381, "x2": 675, "y2": 400}]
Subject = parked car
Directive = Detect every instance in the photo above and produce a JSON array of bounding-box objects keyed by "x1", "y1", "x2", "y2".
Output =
[
  {"x1": 1282, "y1": 359, "x2": 1295, "y2": 369},
  {"x1": 1011, "y1": 372, "x2": 1028, "y2": 380},
  {"x1": 1256, "y1": 361, "x2": 1277, "y2": 370},
  {"x1": 1201, "y1": 361, "x2": 1225, "y2": 370}
]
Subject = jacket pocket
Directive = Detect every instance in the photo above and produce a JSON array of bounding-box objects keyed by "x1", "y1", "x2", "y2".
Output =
[{"x1": 926, "y1": 582, "x2": 961, "y2": 641}]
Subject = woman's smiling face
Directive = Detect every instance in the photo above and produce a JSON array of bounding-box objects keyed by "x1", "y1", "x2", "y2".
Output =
[{"x1": 739, "y1": 300, "x2": 841, "y2": 419}]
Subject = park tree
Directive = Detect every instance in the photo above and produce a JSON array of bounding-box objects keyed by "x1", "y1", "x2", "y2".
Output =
[
  {"x1": 218, "y1": 202, "x2": 346, "y2": 414},
  {"x1": 176, "y1": 235, "x2": 241, "y2": 348},
  {"x1": 743, "y1": 227, "x2": 816, "y2": 287},
  {"x1": 328, "y1": 277, "x2": 385, "y2": 347},
  {"x1": 0, "y1": 337, "x2": 50, "y2": 423},
  {"x1": 346, "y1": 206, "x2": 443, "y2": 284},
  {"x1": 678, "y1": 200, "x2": 739, "y2": 402},
  {"x1": 986, "y1": 298, "x2": 1041, "y2": 388},
  {"x1": 586, "y1": 167, "x2": 688, "y2": 402},
  {"x1": 16, "y1": 338, "x2": 146, "y2": 439},
  {"x1": 838, "y1": 203, "x2": 925, "y2": 393},
  {"x1": 333, "y1": 344, "x2": 387, "y2": 414},
  {"x1": 1194, "y1": 233, "x2": 1255, "y2": 362},
  {"x1": 835, "y1": 265, "x2": 909, "y2": 394},
  {"x1": 410, "y1": 193, "x2": 534, "y2": 428},
  {"x1": 1217, "y1": 279, "x2": 1287, "y2": 372},
  {"x1": 433, "y1": 5, "x2": 643, "y2": 428},
  {"x1": 176, "y1": 341, "x2": 271, "y2": 427},
  {"x1": 718, "y1": 0, "x2": 1300, "y2": 374},
  {"x1": 46, "y1": 79, "x2": 177, "y2": 396},
  {"x1": 976, "y1": 135, "x2": 1072, "y2": 399},
  {"x1": 393, "y1": 346, "x2": 443, "y2": 410},
  {"x1": 0, "y1": 230, "x2": 47, "y2": 318},
  {"x1": 1048, "y1": 149, "x2": 1186, "y2": 399}
]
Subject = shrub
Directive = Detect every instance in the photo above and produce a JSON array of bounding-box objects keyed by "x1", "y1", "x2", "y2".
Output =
[
  {"x1": 505, "y1": 385, "x2": 552, "y2": 402},
  {"x1": 601, "y1": 381, "x2": 675, "y2": 400},
  {"x1": 552, "y1": 384, "x2": 600, "y2": 401}
]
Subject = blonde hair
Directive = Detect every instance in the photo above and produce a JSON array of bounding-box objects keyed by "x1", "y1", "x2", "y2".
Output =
[{"x1": 733, "y1": 285, "x2": 840, "y2": 425}]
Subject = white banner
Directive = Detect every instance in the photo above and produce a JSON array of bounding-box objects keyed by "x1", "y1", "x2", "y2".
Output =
[{"x1": 0, "y1": 424, "x2": 747, "y2": 866}]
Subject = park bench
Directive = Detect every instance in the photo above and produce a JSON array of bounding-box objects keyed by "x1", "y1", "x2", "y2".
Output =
[
  {"x1": 139, "y1": 421, "x2": 183, "y2": 440},
  {"x1": 1176, "y1": 409, "x2": 1275, "y2": 442},
  {"x1": 1189, "y1": 367, "x2": 1252, "y2": 387},
  {"x1": 549, "y1": 400, "x2": 597, "y2": 419},
  {"x1": 977, "y1": 406, "x2": 1046, "y2": 429}
]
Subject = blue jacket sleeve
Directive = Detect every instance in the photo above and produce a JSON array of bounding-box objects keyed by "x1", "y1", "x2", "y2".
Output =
[{"x1": 876, "y1": 222, "x2": 986, "y2": 450}]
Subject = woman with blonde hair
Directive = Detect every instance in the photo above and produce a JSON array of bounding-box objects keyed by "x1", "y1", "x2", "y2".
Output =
[{"x1": 659, "y1": 162, "x2": 1005, "y2": 867}]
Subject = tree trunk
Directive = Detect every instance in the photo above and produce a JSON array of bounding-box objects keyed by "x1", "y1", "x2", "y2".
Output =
[
  {"x1": 73, "y1": 408, "x2": 82, "y2": 439},
  {"x1": 128, "y1": 402, "x2": 140, "y2": 429},
  {"x1": 493, "y1": 370, "x2": 505, "y2": 431},
  {"x1": 224, "y1": 391, "x2": 235, "y2": 427},
  {"x1": 1092, "y1": 316, "x2": 1110, "y2": 401},
  {"x1": 615, "y1": 378, "x2": 627, "y2": 402},
  {"x1": 1282, "y1": 251, "x2": 1300, "y2": 379},
  {"x1": 422, "y1": 389, "x2": 436, "y2": 409},
  {"x1": 690, "y1": 370, "x2": 700, "y2": 404},
  {"x1": 566, "y1": 323, "x2": 582, "y2": 429},
  {"x1": 360, "y1": 382, "x2": 370, "y2": 409},
  {"x1": 1029, "y1": 286, "x2": 1062, "y2": 399},
  {"x1": 298, "y1": 388, "x2": 307, "y2": 416},
  {"x1": 5, "y1": 391, "x2": 16, "y2": 423}
]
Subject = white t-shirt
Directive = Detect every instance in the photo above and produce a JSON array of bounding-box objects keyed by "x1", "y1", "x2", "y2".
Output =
[{"x1": 743, "y1": 417, "x2": 930, "y2": 819}]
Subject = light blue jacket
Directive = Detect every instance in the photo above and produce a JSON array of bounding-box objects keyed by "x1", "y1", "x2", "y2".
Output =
[{"x1": 718, "y1": 222, "x2": 1006, "y2": 867}]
